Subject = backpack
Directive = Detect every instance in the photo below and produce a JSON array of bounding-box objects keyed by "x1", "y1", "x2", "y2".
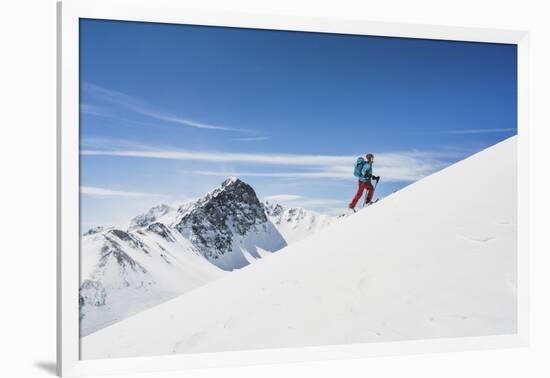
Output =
[{"x1": 353, "y1": 157, "x2": 365, "y2": 178}]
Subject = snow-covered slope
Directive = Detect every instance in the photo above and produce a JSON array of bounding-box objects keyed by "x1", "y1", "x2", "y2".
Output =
[
  {"x1": 81, "y1": 137, "x2": 517, "y2": 359},
  {"x1": 80, "y1": 178, "x2": 334, "y2": 335}
]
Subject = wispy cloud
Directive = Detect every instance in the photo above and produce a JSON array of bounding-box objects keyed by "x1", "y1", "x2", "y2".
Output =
[
  {"x1": 81, "y1": 186, "x2": 161, "y2": 198},
  {"x1": 135, "y1": 109, "x2": 235, "y2": 130},
  {"x1": 444, "y1": 128, "x2": 516, "y2": 135},
  {"x1": 264, "y1": 194, "x2": 304, "y2": 202},
  {"x1": 82, "y1": 82, "x2": 236, "y2": 131},
  {"x1": 193, "y1": 170, "x2": 351, "y2": 180},
  {"x1": 233, "y1": 136, "x2": 269, "y2": 142},
  {"x1": 192, "y1": 166, "x2": 435, "y2": 183},
  {"x1": 81, "y1": 139, "x2": 454, "y2": 183},
  {"x1": 81, "y1": 146, "x2": 353, "y2": 166}
]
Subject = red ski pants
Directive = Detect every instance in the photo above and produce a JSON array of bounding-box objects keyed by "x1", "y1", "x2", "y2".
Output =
[{"x1": 349, "y1": 180, "x2": 374, "y2": 209}]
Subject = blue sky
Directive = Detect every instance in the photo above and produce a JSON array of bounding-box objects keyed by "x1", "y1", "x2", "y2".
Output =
[{"x1": 79, "y1": 19, "x2": 517, "y2": 230}]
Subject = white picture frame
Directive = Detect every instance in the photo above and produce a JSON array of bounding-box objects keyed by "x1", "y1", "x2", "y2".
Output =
[{"x1": 57, "y1": 0, "x2": 530, "y2": 376}]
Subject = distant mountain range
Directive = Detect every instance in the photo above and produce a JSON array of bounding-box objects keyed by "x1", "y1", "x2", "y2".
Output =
[{"x1": 80, "y1": 177, "x2": 335, "y2": 336}]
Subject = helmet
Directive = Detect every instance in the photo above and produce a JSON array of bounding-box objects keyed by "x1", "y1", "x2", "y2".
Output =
[{"x1": 366, "y1": 153, "x2": 374, "y2": 160}]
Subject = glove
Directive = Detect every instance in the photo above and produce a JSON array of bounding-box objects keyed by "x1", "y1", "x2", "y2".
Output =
[{"x1": 373, "y1": 176, "x2": 380, "y2": 181}]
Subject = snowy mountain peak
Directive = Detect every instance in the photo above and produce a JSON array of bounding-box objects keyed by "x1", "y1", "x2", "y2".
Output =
[
  {"x1": 129, "y1": 204, "x2": 173, "y2": 230},
  {"x1": 263, "y1": 201, "x2": 334, "y2": 244},
  {"x1": 263, "y1": 201, "x2": 284, "y2": 217},
  {"x1": 175, "y1": 178, "x2": 274, "y2": 263},
  {"x1": 205, "y1": 176, "x2": 251, "y2": 201},
  {"x1": 222, "y1": 176, "x2": 240, "y2": 186}
]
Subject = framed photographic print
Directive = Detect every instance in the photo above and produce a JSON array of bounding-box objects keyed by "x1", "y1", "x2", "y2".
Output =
[{"x1": 57, "y1": 0, "x2": 529, "y2": 376}]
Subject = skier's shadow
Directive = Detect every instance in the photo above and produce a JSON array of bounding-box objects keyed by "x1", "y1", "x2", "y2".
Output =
[{"x1": 34, "y1": 361, "x2": 56, "y2": 375}]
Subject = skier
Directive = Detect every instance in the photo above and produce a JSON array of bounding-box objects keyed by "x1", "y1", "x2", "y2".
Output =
[{"x1": 349, "y1": 153, "x2": 380, "y2": 211}]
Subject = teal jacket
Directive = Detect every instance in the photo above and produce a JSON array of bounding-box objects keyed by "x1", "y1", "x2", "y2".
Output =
[{"x1": 359, "y1": 162, "x2": 373, "y2": 183}]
